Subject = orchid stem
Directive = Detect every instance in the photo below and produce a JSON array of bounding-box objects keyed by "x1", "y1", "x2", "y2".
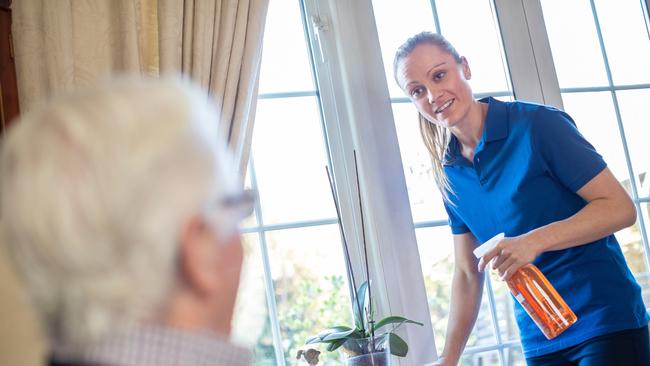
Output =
[
  {"x1": 353, "y1": 150, "x2": 375, "y2": 345},
  {"x1": 325, "y1": 165, "x2": 364, "y2": 334}
]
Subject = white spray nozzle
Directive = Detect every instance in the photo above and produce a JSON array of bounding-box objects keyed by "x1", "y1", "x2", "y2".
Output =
[{"x1": 473, "y1": 233, "x2": 505, "y2": 259}]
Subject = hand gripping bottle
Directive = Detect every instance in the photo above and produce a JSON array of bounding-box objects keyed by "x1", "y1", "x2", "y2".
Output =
[{"x1": 473, "y1": 233, "x2": 577, "y2": 339}]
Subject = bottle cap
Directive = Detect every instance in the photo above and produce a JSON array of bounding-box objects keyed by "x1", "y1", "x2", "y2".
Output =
[{"x1": 473, "y1": 233, "x2": 505, "y2": 259}]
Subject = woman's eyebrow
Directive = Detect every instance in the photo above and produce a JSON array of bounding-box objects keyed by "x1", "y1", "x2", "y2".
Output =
[{"x1": 427, "y1": 62, "x2": 447, "y2": 77}]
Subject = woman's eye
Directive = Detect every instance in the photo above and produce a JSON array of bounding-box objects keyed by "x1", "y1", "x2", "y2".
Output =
[
  {"x1": 434, "y1": 71, "x2": 446, "y2": 81},
  {"x1": 410, "y1": 87, "x2": 423, "y2": 98}
]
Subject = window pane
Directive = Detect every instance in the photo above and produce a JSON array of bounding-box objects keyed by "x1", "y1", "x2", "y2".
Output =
[
  {"x1": 595, "y1": 0, "x2": 650, "y2": 85},
  {"x1": 266, "y1": 225, "x2": 352, "y2": 366},
  {"x1": 416, "y1": 226, "x2": 496, "y2": 354},
  {"x1": 392, "y1": 102, "x2": 447, "y2": 223},
  {"x1": 504, "y1": 346, "x2": 527, "y2": 366},
  {"x1": 232, "y1": 234, "x2": 276, "y2": 365},
  {"x1": 540, "y1": 0, "x2": 609, "y2": 88},
  {"x1": 461, "y1": 350, "x2": 499, "y2": 366},
  {"x1": 436, "y1": 0, "x2": 511, "y2": 94},
  {"x1": 372, "y1": 0, "x2": 435, "y2": 98},
  {"x1": 560, "y1": 92, "x2": 629, "y2": 182},
  {"x1": 258, "y1": 0, "x2": 314, "y2": 94},
  {"x1": 491, "y1": 276, "x2": 520, "y2": 342},
  {"x1": 252, "y1": 97, "x2": 336, "y2": 225},
  {"x1": 616, "y1": 89, "x2": 650, "y2": 196},
  {"x1": 621, "y1": 202, "x2": 650, "y2": 308}
]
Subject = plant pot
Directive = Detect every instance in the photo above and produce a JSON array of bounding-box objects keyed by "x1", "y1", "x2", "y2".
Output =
[
  {"x1": 341, "y1": 335, "x2": 391, "y2": 366},
  {"x1": 345, "y1": 351, "x2": 390, "y2": 366}
]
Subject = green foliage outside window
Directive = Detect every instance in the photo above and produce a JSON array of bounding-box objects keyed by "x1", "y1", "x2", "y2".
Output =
[{"x1": 253, "y1": 274, "x2": 351, "y2": 365}]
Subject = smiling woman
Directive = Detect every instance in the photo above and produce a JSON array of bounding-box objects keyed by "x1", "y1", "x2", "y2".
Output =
[
  {"x1": 393, "y1": 32, "x2": 488, "y2": 201},
  {"x1": 392, "y1": 29, "x2": 649, "y2": 366}
]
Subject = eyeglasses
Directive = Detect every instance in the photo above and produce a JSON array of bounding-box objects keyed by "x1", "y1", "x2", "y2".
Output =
[
  {"x1": 219, "y1": 188, "x2": 256, "y2": 221},
  {"x1": 203, "y1": 188, "x2": 257, "y2": 236}
]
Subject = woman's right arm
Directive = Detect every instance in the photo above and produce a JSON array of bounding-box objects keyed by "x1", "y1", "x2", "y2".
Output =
[{"x1": 434, "y1": 232, "x2": 485, "y2": 366}]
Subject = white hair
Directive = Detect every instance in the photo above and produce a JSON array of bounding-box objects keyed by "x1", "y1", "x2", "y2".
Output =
[{"x1": 0, "y1": 78, "x2": 241, "y2": 349}]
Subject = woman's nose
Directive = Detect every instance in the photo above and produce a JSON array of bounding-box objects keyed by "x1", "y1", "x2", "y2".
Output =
[{"x1": 427, "y1": 88, "x2": 440, "y2": 104}]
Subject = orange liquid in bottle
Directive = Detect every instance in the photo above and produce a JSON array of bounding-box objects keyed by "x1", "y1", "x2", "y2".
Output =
[{"x1": 507, "y1": 264, "x2": 577, "y2": 339}]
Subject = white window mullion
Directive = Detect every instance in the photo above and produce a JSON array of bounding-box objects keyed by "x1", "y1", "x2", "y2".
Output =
[
  {"x1": 493, "y1": 0, "x2": 563, "y2": 108},
  {"x1": 641, "y1": 0, "x2": 650, "y2": 40},
  {"x1": 303, "y1": 1, "x2": 436, "y2": 365}
]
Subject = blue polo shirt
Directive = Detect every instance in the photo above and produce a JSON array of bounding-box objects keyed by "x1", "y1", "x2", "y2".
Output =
[{"x1": 443, "y1": 97, "x2": 649, "y2": 357}]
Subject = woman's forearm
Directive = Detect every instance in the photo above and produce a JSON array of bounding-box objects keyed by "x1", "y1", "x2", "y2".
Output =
[
  {"x1": 529, "y1": 193, "x2": 635, "y2": 254},
  {"x1": 439, "y1": 267, "x2": 485, "y2": 362}
]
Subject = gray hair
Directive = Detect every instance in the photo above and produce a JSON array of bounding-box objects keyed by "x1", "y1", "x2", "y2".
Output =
[
  {"x1": 393, "y1": 32, "x2": 462, "y2": 201},
  {"x1": 0, "y1": 78, "x2": 241, "y2": 349}
]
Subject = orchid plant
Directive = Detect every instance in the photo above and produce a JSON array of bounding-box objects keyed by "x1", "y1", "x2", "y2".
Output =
[
  {"x1": 304, "y1": 151, "x2": 423, "y2": 359},
  {"x1": 305, "y1": 280, "x2": 423, "y2": 357}
]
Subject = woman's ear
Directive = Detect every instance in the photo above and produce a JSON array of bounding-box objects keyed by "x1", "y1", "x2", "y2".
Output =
[
  {"x1": 178, "y1": 214, "x2": 217, "y2": 297},
  {"x1": 460, "y1": 56, "x2": 471, "y2": 80}
]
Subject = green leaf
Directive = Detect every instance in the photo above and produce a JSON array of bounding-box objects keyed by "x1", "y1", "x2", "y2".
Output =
[
  {"x1": 353, "y1": 281, "x2": 368, "y2": 330},
  {"x1": 358, "y1": 281, "x2": 369, "y2": 312},
  {"x1": 322, "y1": 328, "x2": 357, "y2": 341},
  {"x1": 306, "y1": 326, "x2": 354, "y2": 344},
  {"x1": 318, "y1": 325, "x2": 352, "y2": 337},
  {"x1": 326, "y1": 338, "x2": 346, "y2": 352},
  {"x1": 304, "y1": 335, "x2": 321, "y2": 344},
  {"x1": 374, "y1": 316, "x2": 424, "y2": 331},
  {"x1": 388, "y1": 333, "x2": 409, "y2": 357}
]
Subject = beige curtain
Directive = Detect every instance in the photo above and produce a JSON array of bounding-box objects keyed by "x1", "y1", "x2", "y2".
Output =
[
  {"x1": 12, "y1": 1, "x2": 157, "y2": 109},
  {"x1": 157, "y1": 0, "x2": 268, "y2": 174},
  {"x1": 12, "y1": 0, "x2": 268, "y2": 172}
]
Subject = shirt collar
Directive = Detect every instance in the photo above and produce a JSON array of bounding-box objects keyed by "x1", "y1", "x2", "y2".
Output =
[
  {"x1": 444, "y1": 96, "x2": 509, "y2": 166},
  {"x1": 481, "y1": 96, "x2": 509, "y2": 143}
]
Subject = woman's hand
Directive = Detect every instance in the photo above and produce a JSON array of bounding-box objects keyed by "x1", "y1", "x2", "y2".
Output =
[
  {"x1": 430, "y1": 355, "x2": 459, "y2": 366},
  {"x1": 477, "y1": 235, "x2": 540, "y2": 280}
]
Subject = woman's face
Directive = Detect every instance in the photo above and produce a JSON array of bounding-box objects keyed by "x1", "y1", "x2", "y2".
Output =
[{"x1": 396, "y1": 43, "x2": 474, "y2": 129}]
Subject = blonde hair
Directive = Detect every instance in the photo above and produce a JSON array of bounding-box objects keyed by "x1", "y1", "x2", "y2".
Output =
[
  {"x1": 418, "y1": 113, "x2": 453, "y2": 199},
  {"x1": 394, "y1": 32, "x2": 462, "y2": 200},
  {"x1": 0, "y1": 77, "x2": 241, "y2": 349}
]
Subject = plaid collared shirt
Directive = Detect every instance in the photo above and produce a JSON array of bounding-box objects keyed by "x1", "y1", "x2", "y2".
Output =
[{"x1": 51, "y1": 325, "x2": 252, "y2": 366}]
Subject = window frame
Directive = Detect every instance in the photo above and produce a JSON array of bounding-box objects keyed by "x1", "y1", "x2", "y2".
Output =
[
  {"x1": 302, "y1": 1, "x2": 436, "y2": 365},
  {"x1": 297, "y1": 0, "x2": 564, "y2": 364},
  {"x1": 246, "y1": 0, "x2": 650, "y2": 365}
]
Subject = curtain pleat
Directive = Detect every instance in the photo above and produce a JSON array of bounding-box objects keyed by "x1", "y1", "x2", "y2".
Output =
[{"x1": 13, "y1": 0, "x2": 268, "y2": 172}]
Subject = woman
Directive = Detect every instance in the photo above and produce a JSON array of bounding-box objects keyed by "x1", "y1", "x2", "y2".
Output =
[{"x1": 393, "y1": 31, "x2": 650, "y2": 366}]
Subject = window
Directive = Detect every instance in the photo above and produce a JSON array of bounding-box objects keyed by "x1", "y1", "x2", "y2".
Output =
[
  {"x1": 233, "y1": 1, "x2": 650, "y2": 365},
  {"x1": 539, "y1": 0, "x2": 650, "y2": 313},
  {"x1": 231, "y1": 1, "x2": 352, "y2": 365}
]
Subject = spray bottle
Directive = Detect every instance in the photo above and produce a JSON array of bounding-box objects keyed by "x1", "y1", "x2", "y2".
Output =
[{"x1": 473, "y1": 233, "x2": 577, "y2": 339}]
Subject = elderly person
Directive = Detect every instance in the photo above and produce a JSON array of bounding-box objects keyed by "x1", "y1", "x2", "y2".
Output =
[{"x1": 0, "y1": 78, "x2": 254, "y2": 366}]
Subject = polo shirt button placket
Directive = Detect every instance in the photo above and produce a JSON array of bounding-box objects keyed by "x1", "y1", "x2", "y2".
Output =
[{"x1": 475, "y1": 156, "x2": 485, "y2": 185}]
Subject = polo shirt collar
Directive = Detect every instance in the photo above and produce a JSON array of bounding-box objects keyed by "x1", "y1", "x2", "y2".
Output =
[
  {"x1": 481, "y1": 96, "x2": 509, "y2": 143},
  {"x1": 444, "y1": 96, "x2": 509, "y2": 166}
]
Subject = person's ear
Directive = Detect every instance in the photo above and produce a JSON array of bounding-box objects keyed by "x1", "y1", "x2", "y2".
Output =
[
  {"x1": 178, "y1": 214, "x2": 219, "y2": 297},
  {"x1": 460, "y1": 56, "x2": 471, "y2": 80}
]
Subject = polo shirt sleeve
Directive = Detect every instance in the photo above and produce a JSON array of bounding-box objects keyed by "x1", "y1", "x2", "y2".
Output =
[
  {"x1": 444, "y1": 200, "x2": 470, "y2": 234},
  {"x1": 532, "y1": 107, "x2": 607, "y2": 193}
]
